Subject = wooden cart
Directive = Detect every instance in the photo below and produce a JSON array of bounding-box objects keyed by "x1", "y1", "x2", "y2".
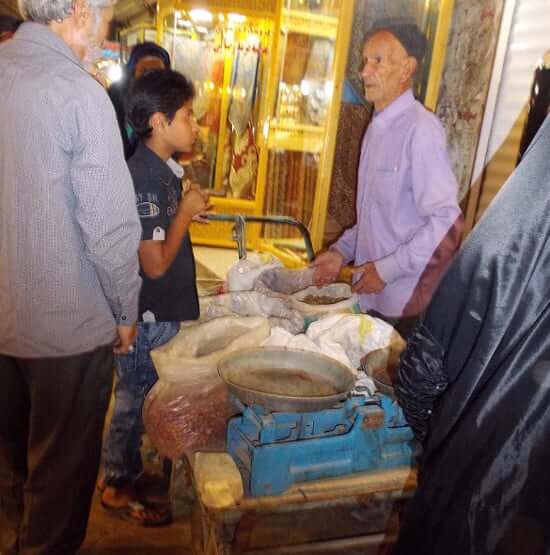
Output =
[{"x1": 189, "y1": 460, "x2": 417, "y2": 555}]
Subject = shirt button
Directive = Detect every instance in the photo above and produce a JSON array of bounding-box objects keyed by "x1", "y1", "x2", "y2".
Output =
[{"x1": 121, "y1": 315, "x2": 127, "y2": 321}]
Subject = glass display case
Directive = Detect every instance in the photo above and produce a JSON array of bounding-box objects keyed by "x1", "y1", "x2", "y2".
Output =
[
  {"x1": 157, "y1": 0, "x2": 354, "y2": 266},
  {"x1": 263, "y1": 0, "x2": 352, "y2": 259}
]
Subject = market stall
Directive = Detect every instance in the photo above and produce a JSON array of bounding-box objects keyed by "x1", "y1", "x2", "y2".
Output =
[{"x1": 143, "y1": 253, "x2": 417, "y2": 554}]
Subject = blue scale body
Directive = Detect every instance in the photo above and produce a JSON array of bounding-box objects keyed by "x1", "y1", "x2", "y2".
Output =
[{"x1": 226, "y1": 394, "x2": 417, "y2": 497}]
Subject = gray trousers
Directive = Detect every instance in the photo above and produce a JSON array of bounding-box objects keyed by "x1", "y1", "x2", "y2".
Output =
[{"x1": 0, "y1": 346, "x2": 113, "y2": 555}]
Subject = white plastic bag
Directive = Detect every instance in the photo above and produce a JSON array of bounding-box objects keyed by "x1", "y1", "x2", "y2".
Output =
[
  {"x1": 226, "y1": 253, "x2": 282, "y2": 292},
  {"x1": 261, "y1": 313, "x2": 403, "y2": 374},
  {"x1": 261, "y1": 327, "x2": 352, "y2": 371},
  {"x1": 306, "y1": 314, "x2": 403, "y2": 370},
  {"x1": 199, "y1": 291, "x2": 305, "y2": 334},
  {"x1": 151, "y1": 315, "x2": 271, "y2": 382}
]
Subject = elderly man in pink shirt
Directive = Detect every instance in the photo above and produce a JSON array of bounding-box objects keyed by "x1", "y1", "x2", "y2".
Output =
[{"x1": 313, "y1": 22, "x2": 463, "y2": 325}]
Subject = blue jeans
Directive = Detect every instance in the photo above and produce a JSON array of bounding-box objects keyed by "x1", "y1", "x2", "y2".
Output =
[{"x1": 102, "y1": 322, "x2": 179, "y2": 487}]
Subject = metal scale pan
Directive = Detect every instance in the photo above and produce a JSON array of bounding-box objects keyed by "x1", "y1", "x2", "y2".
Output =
[{"x1": 218, "y1": 347, "x2": 355, "y2": 413}]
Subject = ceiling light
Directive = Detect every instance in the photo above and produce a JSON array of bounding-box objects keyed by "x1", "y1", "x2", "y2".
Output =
[
  {"x1": 189, "y1": 9, "x2": 213, "y2": 23},
  {"x1": 228, "y1": 13, "x2": 246, "y2": 24}
]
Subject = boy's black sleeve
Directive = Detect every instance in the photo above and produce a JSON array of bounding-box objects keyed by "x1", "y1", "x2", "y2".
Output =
[{"x1": 132, "y1": 173, "x2": 166, "y2": 241}]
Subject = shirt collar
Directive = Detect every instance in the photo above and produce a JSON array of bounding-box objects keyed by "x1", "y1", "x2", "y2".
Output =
[
  {"x1": 135, "y1": 142, "x2": 176, "y2": 181},
  {"x1": 166, "y1": 157, "x2": 185, "y2": 178},
  {"x1": 14, "y1": 22, "x2": 83, "y2": 69},
  {"x1": 373, "y1": 89, "x2": 415, "y2": 125}
]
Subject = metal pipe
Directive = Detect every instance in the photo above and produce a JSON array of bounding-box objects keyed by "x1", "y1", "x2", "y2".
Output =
[{"x1": 203, "y1": 213, "x2": 315, "y2": 262}]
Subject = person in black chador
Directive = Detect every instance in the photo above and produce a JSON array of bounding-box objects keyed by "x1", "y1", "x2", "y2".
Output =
[
  {"x1": 517, "y1": 52, "x2": 550, "y2": 164},
  {"x1": 394, "y1": 115, "x2": 550, "y2": 555},
  {"x1": 108, "y1": 42, "x2": 171, "y2": 159}
]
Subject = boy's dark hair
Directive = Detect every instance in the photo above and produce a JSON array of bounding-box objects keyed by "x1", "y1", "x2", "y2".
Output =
[{"x1": 127, "y1": 70, "x2": 195, "y2": 139}]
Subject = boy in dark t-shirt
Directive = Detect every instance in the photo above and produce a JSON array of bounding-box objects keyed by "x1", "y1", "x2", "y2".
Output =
[{"x1": 100, "y1": 70, "x2": 209, "y2": 525}]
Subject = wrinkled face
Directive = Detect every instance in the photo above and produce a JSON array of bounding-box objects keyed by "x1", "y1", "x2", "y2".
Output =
[
  {"x1": 72, "y1": 3, "x2": 114, "y2": 61},
  {"x1": 91, "y1": 5, "x2": 114, "y2": 46},
  {"x1": 134, "y1": 56, "x2": 167, "y2": 78},
  {"x1": 361, "y1": 31, "x2": 414, "y2": 111},
  {"x1": 160, "y1": 99, "x2": 199, "y2": 153}
]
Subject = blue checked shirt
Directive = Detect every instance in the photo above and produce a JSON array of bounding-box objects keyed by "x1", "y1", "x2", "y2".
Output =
[{"x1": 0, "y1": 23, "x2": 142, "y2": 357}]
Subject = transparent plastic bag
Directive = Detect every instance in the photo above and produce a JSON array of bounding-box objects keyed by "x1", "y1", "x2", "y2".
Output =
[
  {"x1": 199, "y1": 291, "x2": 305, "y2": 334},
  {"x1": 253, "y1": 266, "x2": 315, "y2": 296},
  {"x1": 226, "y1": 253, "x2": 282, "y2": 292},
  {"x1": 143, "y1": 378, "x2": 233, "y2": 459}
]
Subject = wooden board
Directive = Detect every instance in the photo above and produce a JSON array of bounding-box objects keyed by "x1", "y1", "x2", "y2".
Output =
[{"x1": 190, "y1": 466, "x2": 416, "y2": 555}]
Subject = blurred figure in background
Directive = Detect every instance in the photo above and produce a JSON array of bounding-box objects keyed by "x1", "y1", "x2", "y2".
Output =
[
  {"x1": 108, "y1": 41, "x2": 171, "y2": 158},
  {"x1": 0, "y1": 15, "x2": 22, "y2": 42}
]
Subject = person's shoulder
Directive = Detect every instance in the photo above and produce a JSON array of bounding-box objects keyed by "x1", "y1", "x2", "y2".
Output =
[
  {"x1": 44, "y1": 60, "x2": 113, "y2": 116},
  {"x1": 410, "y1": 101, "x2": 444, "y2": 130},
  {"x1": 127, "y1": 147, "x2": 161, "y2": 190},
  {"x1": 402, "y1": 101, "x2": 446, "y2": 145},
  {"x1": 127, "y1": 147, "x2": 149, "y2": 175}
]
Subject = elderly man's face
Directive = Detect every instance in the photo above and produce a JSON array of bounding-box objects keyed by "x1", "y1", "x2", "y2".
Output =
[
  {"x1": 85, "y1": 5, "x2": 114, "y2": 48},
  {"x1": 361, "y1": 31, "x2": 413, "y2": 111},
  {"x1": 71, "y1": 2, "x2": 114, "y2": 60}
]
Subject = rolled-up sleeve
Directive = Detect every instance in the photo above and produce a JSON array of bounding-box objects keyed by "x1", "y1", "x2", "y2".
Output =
[{"x1": 70, "y1": 90, "x2": 142, "y2": 325}]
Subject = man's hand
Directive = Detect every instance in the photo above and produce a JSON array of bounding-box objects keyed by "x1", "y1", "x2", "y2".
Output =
[
  {"x1": 311, "y1": 250, "x2": 344, "y2": 287},
  {"x1": 351, "y1": 262, "x2": 386, "y2": 294},
  {"x1": 114, "y1": 324, "x2": 137, "y2": 355}
]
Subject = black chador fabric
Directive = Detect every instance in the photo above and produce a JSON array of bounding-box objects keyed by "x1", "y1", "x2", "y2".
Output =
[
  {"x1": 394, "y1": 116, "x2": 550, "y2": 555},
  {"x1": 517, "y1": 61, "x2": 550, "y2": 164}
]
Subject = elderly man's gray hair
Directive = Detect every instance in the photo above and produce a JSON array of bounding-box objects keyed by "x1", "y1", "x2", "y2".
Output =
[{"x1": 19, "y1": 0, "x2": 114, "y2": 25}]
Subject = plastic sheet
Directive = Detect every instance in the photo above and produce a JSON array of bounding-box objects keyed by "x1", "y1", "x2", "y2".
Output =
[
  {"x1": 253, "y1": 266, "x2": 315, "y2": 296},
  {"x1": 199, "y1": 291, "x2": 304, "y2": 335}
]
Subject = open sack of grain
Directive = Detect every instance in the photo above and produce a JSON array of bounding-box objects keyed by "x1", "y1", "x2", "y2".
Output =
[{"x1": 252, "y1": 266, "x2": 359, "y2": 325}]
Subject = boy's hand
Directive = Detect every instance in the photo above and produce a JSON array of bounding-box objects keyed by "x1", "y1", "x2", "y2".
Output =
[
  {"x1": 184, "y1": 181, "x2": 212, "y2": 223},
  {"x1": 181, "y1": 188, "x2": 209, "y2": 219}
]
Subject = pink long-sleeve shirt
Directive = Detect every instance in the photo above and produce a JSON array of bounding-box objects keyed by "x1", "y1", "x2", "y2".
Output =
[{"x1": 333, "y1": 89, "x2": 463, "y2": 318}]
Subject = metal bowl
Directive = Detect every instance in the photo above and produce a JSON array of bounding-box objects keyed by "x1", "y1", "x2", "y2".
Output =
[
  {"x1": 218, "y1": 347, "x2": 355, "y2": 412},
  {"x1": 361, "y1": 347, "x2": 402, "y2": 399}
]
